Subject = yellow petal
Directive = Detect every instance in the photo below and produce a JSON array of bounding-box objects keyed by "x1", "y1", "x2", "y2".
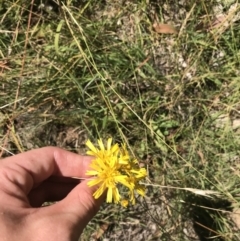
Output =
[
  {"x1": 87, "y1": 178, "x2": 102, "y2": 187},
  {"x1": 115, "y1": 175, "x2": 133, "y2": 190},
  {"x1": 111, "y1": 143, "x2": 119, "y2": 154},
  {"x1": 106, "y1": 187, "x2": 113, "y2": 203},
  {"x1": 136, "y1": 185, "x2": 146, "y2": 196},
  {"x1": 93, "y1": 184, "x2": 106, "y2": 199},
  {"x1": 98, "y1": 139, "x2": 105, "y2": 151},
  {"x1": 86, "y1": 150, "x2": 96, "y2": 156},
  {"x1": 107, "y1": 138, "x2": 112, "y2": 150},
  {"x1": 86, "y1": 170, "x2": 99, "y2": 176},
  {"x1": 112, "y1": 186, "x2": 120, "y2": 203},
  {"x1": 121, "y1": 199, "x2": 129, "y2": 207},
  {"x1": 86, "y1": 140, "x2": 98, "y2": 154}
]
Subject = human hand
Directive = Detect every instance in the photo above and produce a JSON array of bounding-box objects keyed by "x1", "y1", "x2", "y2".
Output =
[{"x1": 0, "y1": 147, "x2": 104, "y2": 241}]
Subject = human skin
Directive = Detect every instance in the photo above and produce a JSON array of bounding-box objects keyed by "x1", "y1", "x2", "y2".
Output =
[{"x1": 0, "y1": 147, "x2": 104, "y2": 241}]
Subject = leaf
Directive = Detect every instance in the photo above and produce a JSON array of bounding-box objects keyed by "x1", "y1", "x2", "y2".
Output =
[
  {"x1": 183, "y1": 188, "x2": 220, "y2": 198},
  {"x1": 231, "y1": 208, "x2": 240, "y2": 230},
  {"x1": 153, "y1": 23, "x2": 177, "y2": 34},
  {"x1": 0, "y1": 61, "x2": 11, "y2": 70},
  {"x1": 54, "y1": 20, "x2": 65, "y2": 55},
  {"x1": 91, "y1": 223, "x2": 109, "y2": 240}
]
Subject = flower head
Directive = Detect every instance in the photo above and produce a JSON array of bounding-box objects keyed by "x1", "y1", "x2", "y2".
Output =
[{"x1": 86, "y1": 138, "x2": 147, "y2": 206}]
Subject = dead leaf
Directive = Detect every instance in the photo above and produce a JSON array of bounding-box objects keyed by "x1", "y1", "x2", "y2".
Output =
[
  {"x1": 183, "y1": 188, "x2": 220, "y2": 198},
  {"x1": 231, "y1": 208, "x2": 240, "y2": 230},
  {"x1": 204, "y1": 3, "x2": 240, "y2": 41},
  {"x1": 91, "y1": 223, "x2": 109, "y2": 240},
  {"x1": 232, "y1": 119, "x2": 240, "y2": 130},
  {"x1": 208, "y1": 14, "x2": 227, "y2": 31},
  {"x1": 153, "y1": 23, "x2": 177, "y2": 34},
  {"x1": 197, "y1": 149, "x2": 206, "y2": 165},
  {"x1": 0, "y1": 61, "x2": 11, "y2": 71}
]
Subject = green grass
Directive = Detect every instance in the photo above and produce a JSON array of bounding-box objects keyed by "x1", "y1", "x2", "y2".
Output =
[{"x1": 1, "y1": 0, "x2": 240, "y2": 240}]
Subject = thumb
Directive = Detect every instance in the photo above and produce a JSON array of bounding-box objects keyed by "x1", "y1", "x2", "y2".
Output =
[{"x1": 55, "y1": 180, "x2": 104, "y2": 232}]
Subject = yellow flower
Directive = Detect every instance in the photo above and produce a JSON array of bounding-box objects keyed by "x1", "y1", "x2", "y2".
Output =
[
  {"x1": 120, "y1": 199, "x2": 129, "y2": 208},
  {"x1": 86, "y1": 138, "x2": 119, "y2": 160},
  {"x1": 86, "y1": 138, "x2": 147, "y2": 206}
]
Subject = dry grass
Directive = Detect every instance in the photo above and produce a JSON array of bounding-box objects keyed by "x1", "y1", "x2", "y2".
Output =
[{"x1": 1, "y1": 0, "x2": 240, "y2": 240}]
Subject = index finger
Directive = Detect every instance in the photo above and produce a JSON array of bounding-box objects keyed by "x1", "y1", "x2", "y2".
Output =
[{"x1": 0, "y1": 147, "x2": 93, "y2": 193}]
